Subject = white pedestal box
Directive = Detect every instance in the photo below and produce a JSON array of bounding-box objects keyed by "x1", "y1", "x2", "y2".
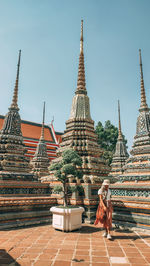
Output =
[{"x1": 50, "y1": 206, "x2": 84, "y2": 232}]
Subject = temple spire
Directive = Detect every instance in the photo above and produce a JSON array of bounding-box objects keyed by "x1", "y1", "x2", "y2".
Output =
[
  {"x1": 118, "y1": 100, "x2": 123, "y2": 140},
  {"x1": 40, "y1": 102, "x2": 45, "y2": 141},
  {"x1": 76, "y1": 20, "x2": 87, "y2": 95},
  {"x1": 139, "y1": 49, "x2": 148, "y2": 110},
  {"x1": 80, "y1": 19, "x2": 83, "y2": 54},
  {"x1": 11, "y1": 50, "x2": 21, "y2": 109}
]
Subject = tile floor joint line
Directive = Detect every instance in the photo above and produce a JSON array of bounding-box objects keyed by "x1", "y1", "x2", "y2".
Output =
[
  {"x1": 71, "y1": 229, "x2": 79, "y2": 266},
  {"x1": 32, "y1": 228, "x2": 51, "y2": 265},
  {"x1": 133, "y1": 230, "x2": 150, "y2": 265},
  {"x1": 16, "y1": 227, "x2": 45, "y2": 264},
  {"x1": 50, "y1": 233, "x2": 62, "y2": 266},
  {"x1": 89, "y1": 232, "x2": 92, "y2": 266},
  {"x1": 104, "y1": 230, "x2": 111, "y2": 266},
  {"x1": 134, "y1": 230, "x2": 150, "y2": 247}
]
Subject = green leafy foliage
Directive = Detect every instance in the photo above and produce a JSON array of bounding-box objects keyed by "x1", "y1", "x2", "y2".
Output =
[
  {"x1": 49, "y1": 149, "x2": 83, "y2": 206},
  {"x1": 53, "y1": 186, "x2": 63, "y2": 193},
  {"x1": 95, "y1": 120, "x2": 128, "y2": 165}
]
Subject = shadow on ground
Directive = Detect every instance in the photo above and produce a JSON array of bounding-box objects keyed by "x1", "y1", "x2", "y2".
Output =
[
  {"x1": 0, "y1": 249, "x2": 20, "y2": 265},
  {"x1": 112, "y1": 234, "x2": 150, "y2": 241},
  {"x1": 75, "y1": 225, "x2": 102, "y2": 234}
]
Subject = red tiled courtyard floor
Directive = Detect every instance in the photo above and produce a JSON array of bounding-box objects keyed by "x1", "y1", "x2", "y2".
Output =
[{"x1": 0, "y1": 224, "x2": 150, "y2": 265}]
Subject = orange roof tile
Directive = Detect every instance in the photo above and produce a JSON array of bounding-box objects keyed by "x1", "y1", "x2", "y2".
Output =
[
  {"x1": 21, "y1": 122, "x2": 53, "y2": 142},
  {"x1": 0, "y1": 115, "x2": 62, "y2": 161}
]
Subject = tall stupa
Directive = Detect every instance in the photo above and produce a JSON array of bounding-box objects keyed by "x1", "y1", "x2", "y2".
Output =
[
  {"x1": 30, "y1": 102, "x2": 50, "y2": 180},
  {"x1": 0, "y1": 50, "x2": 34, "y2": 181},
  {"x1": 50, "y1": 20, "x2": 110, "y2": 183},
  {"x1": 109, "y1": 101, "x2": 128, "y2": 177},
  {"x1": 120, "y1": 49, "x2": 150, "y2": 181}
]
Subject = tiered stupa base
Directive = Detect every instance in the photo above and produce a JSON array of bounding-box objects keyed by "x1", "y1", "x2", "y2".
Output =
[
  {"x1": 0, "y1": 172, "x2": 35, "y2": 181},
  {"x1": 110, "y1": 181, "x2": 150, "y2": 230},
  {"x1": 0, "y1": 175, "x2": 53, "y2": 229}
]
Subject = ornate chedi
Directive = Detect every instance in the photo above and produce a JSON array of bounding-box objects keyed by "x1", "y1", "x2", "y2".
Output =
[
  {"x1": 110, "y1": 50, "x2": 150, "y2": 230},
  {"x1": 109, "y1": 101, "x2": 128, "y2": 177},
  {"x1": 0, "y1": 51, "x2": 52, "y2": 229},
  {"x1": 30, "y1": 102, "x2": 50, "y2": 179},
  {"x1": 47, "y1": 20, "x2": 110, "y2": 184},
  {"x1": 120, "y1": 49, "x2": 150, "y2": 182},
  {"x1": 0, "y1": 50, "x2": 34, "y2": 181}
]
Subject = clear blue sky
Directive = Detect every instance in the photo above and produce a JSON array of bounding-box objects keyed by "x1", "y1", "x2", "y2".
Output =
[{"x1": 0, "y1": 0, "x2": 150, "y2": 151}]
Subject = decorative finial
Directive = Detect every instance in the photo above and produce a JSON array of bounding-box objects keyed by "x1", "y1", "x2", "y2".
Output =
[
  {"x1": 40, "y1": 101, "x2": 45, "y2": 140},
  {"x1": 118, "y1": 100, "x2": 123, "y2": 140},
  {"x1": 139, "y1": 49, "x2": 148, "y2": 110},
  {"x1": 11, "y1": 50, "x2": 21, "y2": 109},
  {"x1": 76, "y1": 20, "x2": 86, "y2": 94},
  {"x1": 80, "y1": 20, "x2": 83, "y2": 54},
  {"x1": 51, "y1": 116, "x2": 54, "y2": 125}
]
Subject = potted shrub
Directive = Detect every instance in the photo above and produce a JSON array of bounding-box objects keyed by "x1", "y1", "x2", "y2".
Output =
[{"x1": 50, "y1": 149, "x2": 84, "y2": 232}]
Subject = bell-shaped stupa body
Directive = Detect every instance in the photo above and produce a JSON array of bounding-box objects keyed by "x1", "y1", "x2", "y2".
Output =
[
  {"x1": 30, "y1": 102, "x2": 50, "y2": 179},
  {"x1": 0, "y1": 51, "x2": 34, "y2": 181},
  {"x1": 53, "y1": 20, "x2": 110, "y2": 183},
  {"x1": 110, "y1": 101, "x2": 128, "y2": 177},
  {"x1": 120, "y1": 49, "x2": 150, "y2": 182}
]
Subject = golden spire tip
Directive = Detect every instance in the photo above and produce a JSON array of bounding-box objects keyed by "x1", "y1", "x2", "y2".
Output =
[{"x1": 80, "y1": 20, "x2": 83, "y2": 53}]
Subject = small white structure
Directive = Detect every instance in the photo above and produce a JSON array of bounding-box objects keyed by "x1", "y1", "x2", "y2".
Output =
[{"x1": 50, "y1": 206, "x2": 84, "y2": 232}]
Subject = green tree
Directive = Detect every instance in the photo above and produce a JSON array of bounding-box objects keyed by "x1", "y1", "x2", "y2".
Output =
[
  {"x1": 49, "y1": 149, "x2": 83, "y2": 207},
  {"x1": 95, "y1": 120, "x2": 127, "y2": 165}
]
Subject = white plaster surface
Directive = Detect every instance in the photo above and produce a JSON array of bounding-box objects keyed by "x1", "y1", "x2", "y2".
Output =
[
  {"x1": 110, "y1": 257, "x2": 128, "y2": 264},
  {"x1": 50, "y1": 206, "x2": 84, "y2": 232}
]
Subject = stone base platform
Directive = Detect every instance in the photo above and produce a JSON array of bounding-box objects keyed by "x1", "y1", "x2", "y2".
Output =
[
  {"x1": 0, "y1": 180, "x2": 51, "y2": 197},
  {"x1": 0, "y1": 196, "x2": 57, "y2": 229},
  {"x1": 111, "y1": 182, "x2": 150, "y2": 230},
  {"x1": 0, "y1": 179, "x2": 55, "y2": 229}
]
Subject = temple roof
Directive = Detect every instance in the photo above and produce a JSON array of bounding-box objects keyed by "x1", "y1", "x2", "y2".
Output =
[{"x1": 0, "y1": 115, "x2": 63, "y2": 160}]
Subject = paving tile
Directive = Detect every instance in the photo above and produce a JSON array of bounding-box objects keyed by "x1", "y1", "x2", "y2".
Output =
[
  {"x1": 42, "y1": 248, "x2": 58, "y2": 254},
  {"x1": 26, "y1": 248, "x2": 42, "y2": 253},
  {"x1": 58, "y1": 249, "x2": 74, "y2": 255},
  {"x1": 21, "y1": 252, "x2": 38, "y2": 259},
  {"x1": 17, "y1": 258, "x2": 34, "y2": 265},
  {"x1": 76, "y1": 245, "x2": 90, "y2": 250},
  {"x1": 77, "y1": 241, "x2": 90, "y2": 246},
  {"x1": 0, "y1": 224, "x2": 150, "y2": 266},
  {"x1": 92, "y1": 251, "x2": 107, "y2": 256},
  {"x1": 123, "y1": 252, "x2": 142, "y2": 257},
  {"x1": 92, "y1": 256, "x2": 109, "y2": 263},
  {"x1": 38, "y1": 253, "x2": 56, "y2": 260},
  {"x1": 92, "y1": 245, "x2": 106, "y2": 250},
  {"x1": 128, "y1": 257, "x2": 148, "y2": 264},
  {"x1": 142, "y1": 252, "x2": 150, "y2": 258},
  {"x1": 110, "y1": 257, "x2": 128, "y2": 264},
  {"x1": 53, "y1": 260, "x2": 71, "y2": 266},
  {"x1": 130, "y1": 264, "x2": 149, "y2": 266},
  {"x1": 111, "y1": 264, "x2": 130, "y2": 266},
  {"x1": 59, "y1": 245, "x2": 75, "y2": 249},
  {"x1": 92, "y1": 263, "x2": 110, "y2": 266},
  {"x1": 108, "y1": 252, "x2": 125, "y2": 257},
  {"x1": 145, "y1": 257, "x2": 150, "y2": 263},
  {"x1": 34, "y1": 260, "x2": 52, "y2": 266},
  {"x1": 56, "y1": 254, "x2": 73, "y2": 260},
  {"x1": 122, "y1": 248, "x2": 138, "y2": 252},
  {"x1": 75, "y1": 250, "x2": 90, "y2": 255}
]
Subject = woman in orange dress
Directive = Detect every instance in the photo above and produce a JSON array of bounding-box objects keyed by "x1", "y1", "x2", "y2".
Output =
[{"x1": 96, "y1": 179, "x2": 113, "y2": 240}]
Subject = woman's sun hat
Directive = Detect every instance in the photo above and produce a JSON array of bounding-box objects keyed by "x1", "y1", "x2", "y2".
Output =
[{"x1": 102, "y1": 179, "x2": 110, "y2": 186}]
